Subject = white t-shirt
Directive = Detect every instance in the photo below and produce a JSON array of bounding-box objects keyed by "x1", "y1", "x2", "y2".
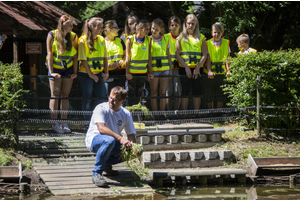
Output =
[{"x1": 85, "y1": 102, "x2": 136, "y2": 151}]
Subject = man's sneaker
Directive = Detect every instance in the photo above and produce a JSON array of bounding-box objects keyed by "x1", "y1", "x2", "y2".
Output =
[
  {"x1": 61, "y1": 123, "x2": 71, "y2": 133},
  {"x1": 104, "y1": 165, "x2": 119, "y2": 176},
  {"x1": 52, "y1": 123, "x2": 64, "y2": 134},
  {"x1": 92, "y1": 174, "x2": 107, "y2": 187}
]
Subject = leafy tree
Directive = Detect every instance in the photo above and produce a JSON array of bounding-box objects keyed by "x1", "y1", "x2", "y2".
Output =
[{"x1": 48, "y1": 1, "x2": 117, "y2": 21}]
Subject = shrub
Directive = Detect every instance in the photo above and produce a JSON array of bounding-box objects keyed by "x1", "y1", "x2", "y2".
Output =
[
  {"x1": 224, "y1": 49, "x2": 300, "y2": 135},
  {"x1": 0, "y1": 62, "x2": 27, "y2": 136}
]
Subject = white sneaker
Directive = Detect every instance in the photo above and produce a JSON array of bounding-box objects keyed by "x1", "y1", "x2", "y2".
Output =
[
  {"x1": 61, "y1": 123, "x2": 71, "y2": 133},
  {"x1": 52, "y1": 123, "x2": 64, "y2": 134}
]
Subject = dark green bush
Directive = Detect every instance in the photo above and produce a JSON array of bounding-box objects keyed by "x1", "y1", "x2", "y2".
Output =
[
  {"x1": 0, "y1": 62, "x2": 26, "y2": 135},
  {"x1": 223, "y1": 49, "x2": 300, "y2": 135}
]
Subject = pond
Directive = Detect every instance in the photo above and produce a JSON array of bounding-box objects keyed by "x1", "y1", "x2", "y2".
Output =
[{"x1": 2, "y1": 185, "x2": 300, "y2": 200}]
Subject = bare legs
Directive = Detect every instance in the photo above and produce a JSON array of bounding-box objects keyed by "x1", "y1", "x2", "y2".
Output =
[
  {"x1": 49, "y1": 78, "x2": 73, "y2": 119},
  {"x1": 149, "y1": 76, "x2": 169, "y2": 111}
]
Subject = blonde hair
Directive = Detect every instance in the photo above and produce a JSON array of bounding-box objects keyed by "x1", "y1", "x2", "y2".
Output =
[
  {"x1": 181, "y1": 14, "x2": 200, "y2": 43},
  {"x1": 236, "y1": 33, "x2": 250, "y2": 45},
  {"x1": 82, "y1": 17, "x2": 103, "y2": 54},
  {"x1": 124, "y1": 13, "x2": 139, "y2": 36},
  {"x1": 56, "y1": 15, "x2": 74, "y2": 54},
  {"x1": 212, "y1": 22, "x2": 224, "y2": 34},
  {"x1": 104, "y1": 20, "x2": 116, "y2": 36},
  {"x1": 152, "y1": 18, "x2": 165, "y2": 35}
]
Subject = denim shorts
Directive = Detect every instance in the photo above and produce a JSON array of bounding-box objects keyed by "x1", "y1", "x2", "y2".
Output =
[
  {"x1": 152, "y1": 70, "x2": 170, "y2": 76},
  {"x1": 48, "y1": 66, "x2": 74, "y2": 80}
]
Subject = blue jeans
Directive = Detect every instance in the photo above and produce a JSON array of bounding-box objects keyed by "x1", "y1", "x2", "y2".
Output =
[
  {"x1": 90, "y1": 134, "x2": 122, "y2": 175},
  {"x1": 78, "y1": 73, "x2": 107, "y2": 120}
]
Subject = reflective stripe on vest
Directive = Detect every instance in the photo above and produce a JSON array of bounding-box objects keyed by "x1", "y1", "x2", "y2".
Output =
[
  {"x1": 179, "y1": 34, "x2": 205, "y2": 68},
  {"x1": 204, "y1": 38, "x2": 229, "y2": 74},
  {"x1": 105, "y1": 38, "x2": 125, "y2": 71},
  {"x1": 129, "y1": 35, "x2": 151, "y2": 74},
  {"x1": 78, "y1": 35, "x2": 105, "y2": 74},
  {"x1": 50, "y1": 30, "x2": 77, "y2": 70}
]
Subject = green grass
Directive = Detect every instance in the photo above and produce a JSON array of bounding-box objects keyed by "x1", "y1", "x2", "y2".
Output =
[{"x1": 0, "y1": 148, "x2": 15, "y2": 166}]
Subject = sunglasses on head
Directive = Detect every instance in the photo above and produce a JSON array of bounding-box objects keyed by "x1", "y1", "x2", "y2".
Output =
[{"x1": 61, "y1": 15, "x2": 70, "y2": 22}]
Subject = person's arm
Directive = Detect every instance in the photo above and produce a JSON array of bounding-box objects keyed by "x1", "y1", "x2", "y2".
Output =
[
  {"x1": 70, "y1": 35, "x2": 78, "y2": 79},
  {"x1": 175, "y1": 38, "x2": 192, "y2": 78},
  {"x1": 225, "y1": 43, "x2": 231, "y2": 76},
  {"x1": 46, "y1": 33, "x2": 61, "y2": 79},
  {"x1": 102, "y1": 42, "x2": 109, "y2": 81},
  {"x1": 96, "y1": 122, "x2": 133, "y2": 147},
  {"x1": 193, "y1": 38, "x2": 208, "y2": 79},
  {"x1": 206, "y1": 54, "x2": 214, "y2": 79},
  {"x1": 125, "y1": 38, "x2": 132, "y2": 80},
  {"x1": 147, "y1": 38, "x2": 154, "y2": 80},
  {"x1": 0, "y1": 34, "x2": 7, "y2": 50},
  {"x1": 167, "y1": 46, "x2": 172, "y2": 76}
]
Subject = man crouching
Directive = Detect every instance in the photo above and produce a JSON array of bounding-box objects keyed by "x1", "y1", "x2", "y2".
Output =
[{"x1": 85, "y1": 86, "x2": 136, "y2": 187}]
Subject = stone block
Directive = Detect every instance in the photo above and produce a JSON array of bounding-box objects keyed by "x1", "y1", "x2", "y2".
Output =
[
  {"x1": 183, "y1": 134, "x2": 193, "y2": 143},
  {"x1": 143, "y1": 152, "x2": 160, "y2": 162},
  {"x1": 218, "y1": 150, "x2": 232, "y2": 160},
  {"x1": 196, "y1": 134, "x2": 207, "y2": 143},
  {"x1": 154, "y1": 135, "x2": 164, "y2": 145},
  {"x1": 166, "y1": 135, "x2": 179, "y2": 144},
  {"x1": 140, "y1": 136, "x2": 150, "y2": 145},
  {"x1": 175, "y1": 152, "x2": 189, "y2": 161},
  {"x1": 189, "y1": 151, "x2": 204, "y2": 161},
  {"x1": 160, "y1": 152, "x2": 175, "y2": 162},
  {"x1": 204, "y1": 151, "x2": 219, "y2": 160},
  {"x1": 209, "y1": 133, "x2": 221, "y2": 142}
]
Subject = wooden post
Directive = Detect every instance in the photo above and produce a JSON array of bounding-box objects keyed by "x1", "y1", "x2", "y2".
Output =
[
  {"x1": 12, "y1": 25, "x2": 18, "y2": 63},
  {"x1": 257, "y1": 75, "x2": 261, "y2": 136}
]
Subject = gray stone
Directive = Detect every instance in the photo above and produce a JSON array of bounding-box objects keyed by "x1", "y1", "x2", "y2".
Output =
[
  {"x1": 196, "y1": 134, "x2": 207, "y2": 143},
  {"x1": 166, "y1": 135, "x2": 179, "y2": 144},
  {"x1": 189, "y1": 151, "x2": 204, "y2": 161},
  {"x1": 175, "y1": 152, "x2": 189, "y2": 161},
  {"x1": 209, "y1": 133, "x2": 221, "y2": 142},
  {"x1": 218, "y1": 150, "x2": 232, "y2": 160},
  {"x1": 183, "y1": 135, "x2": 193, "y2": 143},
  {"x1": 140, "y1": 136, "x2": 150, "y2": 145},
  {"x1": 143, "y1": 152, "x2": 160, "y2": 162},
  {"x1": 160, "y1": 152, "x2": 175, "y2": 162},
  {"x1": 154, "y1": 135, "x2": 164, "y2": 145},
  {"x1": 204, "y1": 151, "x2": 219, "y2": 160}
]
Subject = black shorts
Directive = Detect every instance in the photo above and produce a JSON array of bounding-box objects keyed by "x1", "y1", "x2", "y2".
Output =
[{"x1": 179, "y1": 67, "x2": 205, "y2": 97}]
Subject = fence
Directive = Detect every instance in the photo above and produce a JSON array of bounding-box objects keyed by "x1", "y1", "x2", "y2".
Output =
[{"x1": 1, "y1": 74, "x2": 299, "y2": 146}]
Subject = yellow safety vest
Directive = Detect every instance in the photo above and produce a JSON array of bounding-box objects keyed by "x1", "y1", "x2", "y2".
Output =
[
  {"x1": 78, "y1": 35, "x2": 105, "y2": 74},
  {"x1": 129, "y1": 34, "x2": 151, "y2": 74},
  {"x1": 49, "y1": 30, "x2": 77, "y2": 70},
  {"x1": 179, "y1": 34, "x2": 205, "y2": 68},
  {"x1": 204, "y1": 38, "x2": 229, "y2": 75},
  {"x1": 164, "y1": 32, "x2": 179, "y2": 69},
  {"x1": 105, "y1": 37, "x2": 125, "y2": 71},
  {"x1": 238, "y1": 47, "x2": 257, "y2": 55},
  {"x1": 151, "y1": 35, "x2": 170, "y2": 72}
]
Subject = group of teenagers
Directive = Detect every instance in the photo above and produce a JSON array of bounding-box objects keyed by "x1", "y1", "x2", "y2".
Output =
[{"x1": 46, "y1": 13, "x2": 257, "y2": 134}]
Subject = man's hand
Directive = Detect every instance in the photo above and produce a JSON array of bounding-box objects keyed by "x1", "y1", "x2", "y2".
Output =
[{"x1": 120, "y1": 137, "x2": 133, "y2": 149}]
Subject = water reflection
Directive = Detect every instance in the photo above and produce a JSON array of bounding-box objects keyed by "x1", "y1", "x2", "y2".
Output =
[{"x1": 2, "y1": 186, "x2": 300, "y2": 200}]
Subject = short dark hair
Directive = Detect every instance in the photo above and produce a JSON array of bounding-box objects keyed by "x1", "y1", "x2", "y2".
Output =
[{"x1": 111, "y1": 86, "x2": 128, "y2": 100}]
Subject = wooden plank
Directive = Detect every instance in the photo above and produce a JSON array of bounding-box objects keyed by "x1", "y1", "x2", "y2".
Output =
[
  {"x1": 154, "y1": 169, "x2": 247, "y2": 177},
  {"x1": 253, "y1": 157, "x2": 300, "y2": 165},
  {"x1": 34, "y1": 164, "x2": 128, "y2": 170},
  {"x1": 247, "y1": 154, "x2": 258, "y2": 176},
  {"x1": 27, "y1": 152, "x2": 95, "y2": 158}
]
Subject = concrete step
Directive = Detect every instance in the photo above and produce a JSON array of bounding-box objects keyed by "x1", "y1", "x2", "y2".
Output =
[
  {"x1": 136, "y1": 129, "x2": 225, "y2": 151},
  {"x1": 143, "y1": 150, "x2": 233, "y2": 169}
]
